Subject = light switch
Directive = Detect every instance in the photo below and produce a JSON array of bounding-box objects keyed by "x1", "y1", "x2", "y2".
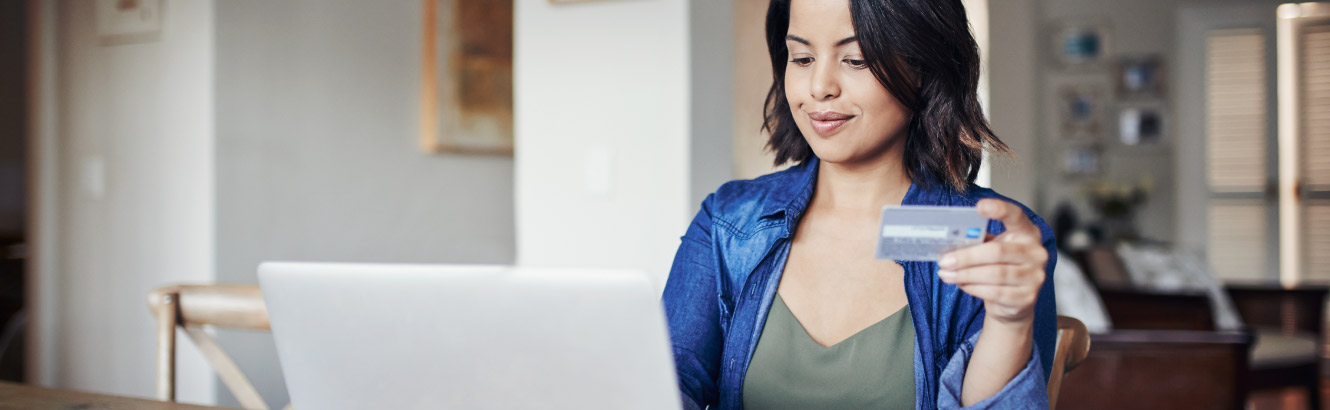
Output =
[
  {"x1": 82, "y1": 155, "x2": 105, "y2": 200},
  {"x1": 584, "y1": 147, "x2": 612, "y2": 198}
]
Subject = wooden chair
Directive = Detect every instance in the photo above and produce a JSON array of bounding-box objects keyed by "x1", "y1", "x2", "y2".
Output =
[
  {"x1": 1069, "y1": 247, "x2": 1329, "y2": 409},
  {"x1": 1226, "y1": 284, "x2": 1328, "y2": 410},
  {"x1": 147, "y1": 284, "x2": 290, "y2": 410},
  {"x1": 1047, "y1": 315, "x2": 1091, "y2": 409}
]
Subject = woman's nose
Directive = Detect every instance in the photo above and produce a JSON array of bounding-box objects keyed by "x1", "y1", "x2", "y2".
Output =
[{"x1": 809, "y1": 62, "x2": 840, "y2": 100}]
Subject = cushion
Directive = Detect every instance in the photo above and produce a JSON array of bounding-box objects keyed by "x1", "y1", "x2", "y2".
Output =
[
  {"x1": 1250, "y1": 328, "x2": 1319, "y2": 369},
  {"x1": 1053, "y1": 250, "x2": 1112, "y2": 333}
]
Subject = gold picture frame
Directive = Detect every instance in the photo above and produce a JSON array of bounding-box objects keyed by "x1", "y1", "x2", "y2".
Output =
[{"x1": 420, "y1": 0, "x2": 513, "y2": 155}]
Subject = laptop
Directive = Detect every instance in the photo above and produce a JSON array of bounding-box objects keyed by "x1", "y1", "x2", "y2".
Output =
[{"x1": 258, "y1": 262, "x2": 683, "y2": 410}]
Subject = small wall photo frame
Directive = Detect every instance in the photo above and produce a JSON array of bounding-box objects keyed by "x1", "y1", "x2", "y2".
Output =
[
  {"x1": 1057, "y1": 82, "x2": 1107, "y2": 140},
  {"x1": 1051, "y1": 21, "x2": 1112, "y2": 69},
  {"x1": 1118, "y1": 105, "x2": 1165, "y2": 146},
  {"x1": 1115, "y1": 55, "x2": 1165, "y2": 99},
  {"x1": 421, "y1": 0, "x2": 514, "y2": 155},
  {"x1": 1061, "y1": 145, "x2": 1103, "y2": 178}
]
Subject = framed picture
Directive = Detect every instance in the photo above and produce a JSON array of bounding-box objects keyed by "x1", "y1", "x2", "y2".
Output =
[
  {"x1": 1118, "y1": 106, "x2": 1164, "y2": 146},
  {"x1": 1115, "y1": 55, "x2": 1165, "y2": 99},
  {"x1": 1052, "y1": 21, "x2": 1112, "y2": 69},
  {"x1": 421, "y1": 0, "x2": 514, "y2": 155},
  {"x1": 1057, "y1": 83, "x2": 1107, "y2": 139},
  {"x1": 96, "y1": 0, "x2": 162, "y2": 44},
  {"x1": 1062, "y1": 145, "x2": 1103, "y2": 178}
]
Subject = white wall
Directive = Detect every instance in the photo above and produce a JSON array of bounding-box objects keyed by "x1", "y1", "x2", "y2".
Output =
[
  {"x1": 214, "y1": 0, "x2": 517, "y2": 407},
  {"x1": 987, "y1": 0, "x2": 1039, "y2": 205},
  {"x1": 41, "y1": 0, "x2": 216, "y2": 403},
  {"x1": 515, "y1": 0, "x2": 691, "y2": 287}
]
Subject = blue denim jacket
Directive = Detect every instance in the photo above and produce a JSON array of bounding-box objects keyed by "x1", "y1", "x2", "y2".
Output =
[{"x1": 663, "y1": 157, "x2": 1057, "y2": 409}]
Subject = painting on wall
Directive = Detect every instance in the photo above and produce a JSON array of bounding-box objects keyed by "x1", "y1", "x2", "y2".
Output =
[
  {"x1": 1115, "y1": 55, "x2": 1165, "y2": 99},
  {"x1": 421, "y1": 0, "x2": 514, "y2": 155},
  {"x1": 96, "y1": 0, "x2": 162, "y2": 44},
  {"x1": 1052, "y1": 21, "x2": 1112, "y2": 69},
  {"x1": 1057, "y1": 83, "x2": 1107, "y2": 139},
  {"x1": 1061, "y1": 145, "x2": 1102, "y2": 178},
  {"x1": 1118, "y1": 106, "x2": 1163, "y2": 146}
]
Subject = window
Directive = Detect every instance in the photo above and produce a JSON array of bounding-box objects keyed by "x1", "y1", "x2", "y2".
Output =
[{"x1": 1205, "y1": 29, "x2": 1271, "y2": 281}]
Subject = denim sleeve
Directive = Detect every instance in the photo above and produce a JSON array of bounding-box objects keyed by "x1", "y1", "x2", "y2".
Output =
[
  {"x1": 662, "y1": 194, "x2": 724, "y2": 410},
  {"x1": 936, "y1": 331, "x2": 1050, "y2": 409}
]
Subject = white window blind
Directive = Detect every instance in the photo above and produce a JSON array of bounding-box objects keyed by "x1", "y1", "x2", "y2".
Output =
[
  {"x1": 1205, "y1": 29, "x2": 1270, "y2": 281},
  {"x1": 1207, "y1": 30, "x2": 1268, "y2": 191},
  {"x1": 1208, "y1": 203, "x2": 1271, "y2": 281},
  {"x1": 1306, "y1": 205, "x2": 1330, "y2": 279},
  {"x1": 1300, "y1": 23, "x2": 1330, "y2": 279}
]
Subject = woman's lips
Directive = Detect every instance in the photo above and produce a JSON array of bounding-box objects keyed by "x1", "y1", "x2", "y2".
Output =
[{"x1": 807, "y1": 111, "x2": 854, "y2": 135}]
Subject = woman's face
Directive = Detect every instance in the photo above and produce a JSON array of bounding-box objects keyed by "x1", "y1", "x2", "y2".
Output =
[{"x1": 784, "y1": 0, "x2": 911, "y2": 166}]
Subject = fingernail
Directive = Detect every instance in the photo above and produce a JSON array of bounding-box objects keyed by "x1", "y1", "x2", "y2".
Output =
[
  {"x1": 938, "y1": 270, "x2": 956, "y2": 280},
  {"x1": 939, "y1": 256, "x2": 955, "y2": 268}
]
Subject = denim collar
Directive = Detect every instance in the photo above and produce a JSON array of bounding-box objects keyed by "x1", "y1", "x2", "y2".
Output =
[
  {"x1": 756, "y1": 156, "x2": 936, "y2": 238},
  {"x1": 756, "y1": 158, "x2": 819, "y2": 238}
]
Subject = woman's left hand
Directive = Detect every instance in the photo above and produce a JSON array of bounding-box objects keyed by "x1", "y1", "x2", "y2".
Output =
[{"x1": 936, "y1": 198, "x2": 1048, "y2": 327}]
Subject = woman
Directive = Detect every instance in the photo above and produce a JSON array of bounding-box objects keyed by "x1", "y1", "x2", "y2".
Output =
[{"x1": 661, "y1": 0, "x2": 1057, "y2": 409}]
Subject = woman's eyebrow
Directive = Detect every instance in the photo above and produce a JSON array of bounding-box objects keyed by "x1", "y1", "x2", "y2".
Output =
[{"x1": 784, "y1": 34, "x2": 858, "y2": 47}]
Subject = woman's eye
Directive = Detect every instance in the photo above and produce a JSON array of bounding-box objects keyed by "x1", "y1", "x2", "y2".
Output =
[
  {"x1": 790, "y1": 57, "x2": 813, "y2": 66},
  {"x1": 845, "y1": 59, "x2": 868, "y2": 69}
]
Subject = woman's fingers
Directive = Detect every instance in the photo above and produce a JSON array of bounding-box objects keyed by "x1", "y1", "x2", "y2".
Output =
[
  {"x1": 976, "y1": 198, "x2": 1039, "y2": 239},
  {"x1": 954, "y1": 284, "x2": 1028, "y2": 302},
  {"x1": 955, "y1": 283, "x2": 1040, "y2": 321},
  {"x1": 938, "y1": 264, "x2": 1044, "y2": 286},
  {"x1": 934, "y1": 199, "x2": 1049, "y2": 318},
  {"x1": 939, "y1": 240, "x2": 1045, "y2": 271}
]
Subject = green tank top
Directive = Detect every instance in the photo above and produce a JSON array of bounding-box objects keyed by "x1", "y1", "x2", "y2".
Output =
[{"x1": 742, "y1": 295, "x2": 916, "y2": 410}]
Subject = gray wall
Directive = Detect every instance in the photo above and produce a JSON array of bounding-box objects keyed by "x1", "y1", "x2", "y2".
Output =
[
  {"x1": 691, "y1": 0, "x2": 735, "y2": 209},
  {"x1": 1175, "y1": 3, "x2": 1281, "y2": 273},
  {"x1": 215, "y1": 1, "x2": 516, "y2": 406},
  {"x1": 1030, "y1": 0, "x2": 1284, "y2": 244},
  {"x1": 988, "y1": 0, "x2": 1040, "y2": 206}
]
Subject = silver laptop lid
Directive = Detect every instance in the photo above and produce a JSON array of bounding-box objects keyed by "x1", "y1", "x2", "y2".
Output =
[{"x1": 259, "y1": 262, "x2": 681, "y2": 410}]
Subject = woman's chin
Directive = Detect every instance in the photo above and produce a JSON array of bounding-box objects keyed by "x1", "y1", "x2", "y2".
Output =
[{"x1": 807, "y1": 144, "x2": 891, "y2": 167}]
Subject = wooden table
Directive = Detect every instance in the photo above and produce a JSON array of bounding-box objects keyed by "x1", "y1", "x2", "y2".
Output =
[{"x1": 0, "y1": 382, "x2": 237, "y2": 409}]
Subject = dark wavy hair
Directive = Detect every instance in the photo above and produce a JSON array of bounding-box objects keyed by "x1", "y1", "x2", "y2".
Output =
[{"x1": 762, "y1": 0, "x2": 1009, "y2": 192}]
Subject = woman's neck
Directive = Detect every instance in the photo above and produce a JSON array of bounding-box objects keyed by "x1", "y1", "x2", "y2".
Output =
[{"x1": 812, "y1": 152, "x2": 912, "y2": 214}]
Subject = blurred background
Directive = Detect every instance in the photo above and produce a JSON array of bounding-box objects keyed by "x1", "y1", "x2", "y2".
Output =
[{"x1": 1, "y1": 0, "x2": 1327, "y2": 409}]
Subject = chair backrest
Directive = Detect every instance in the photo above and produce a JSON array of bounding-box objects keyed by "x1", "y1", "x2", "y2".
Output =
[
  {"x1": 1048, "y1": 315, "x2": 1092, "y2": 409},
  {"x1": 147, "y1": 284, "x2": 285, "y2": 410}
]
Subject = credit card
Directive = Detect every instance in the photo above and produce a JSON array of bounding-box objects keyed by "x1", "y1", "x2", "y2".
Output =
[{"x1": 875, "y1": 205, "x2": 989, "y2": 261}]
